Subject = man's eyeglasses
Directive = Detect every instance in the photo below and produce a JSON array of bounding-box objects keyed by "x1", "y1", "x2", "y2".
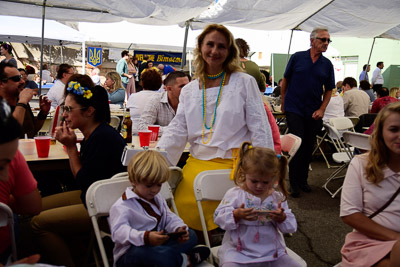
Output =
[
  {"x1": 316, "y1": 37, "x2": 332, "y2": 44},
  {"x1": 61, "y1": 105, "x2": 86, "y2": 113},
  {"x1": 1, "y1": 75, "x2": 22, "y2": 82}
]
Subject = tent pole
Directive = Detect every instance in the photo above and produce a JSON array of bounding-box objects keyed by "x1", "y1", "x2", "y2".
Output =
[
  {"x1": 81, "y1": 41, "x2": 85, "y2": 74},
  {"x1": 286, "y1": 29, "x2": 294, "y2": 64},
  {"x1": 49, "y1": 45, "x2": 51, "y2": 71},
  {"x1": 39, "y1": 0, "x2": 47, "y2": 95},
  {"x1": 61, "y1": 45, "x2": 64, "y2": 64},
  {"x1": 181, "y1": 20, "x2": 190, "y2": 70},
  {"x1": 366, "y1": 37, "x2": 376, "y2": 73}
]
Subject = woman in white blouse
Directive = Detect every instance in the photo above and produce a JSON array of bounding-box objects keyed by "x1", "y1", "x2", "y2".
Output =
[
  {"x1": 340, "y1": 101, "x2": 400, "y2": 267},
  {"x1": 158, "y1": 24, "x2": 273, "y2": 233}
]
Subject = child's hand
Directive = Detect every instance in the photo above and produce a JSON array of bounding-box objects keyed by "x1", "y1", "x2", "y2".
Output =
[
  {"x1": 233, "y1": 203, "x2": 257, "y2": 221},
  {"x1": 149, "y1": 230, "x2": 169, "y2": 246},
  {"x1": 269, "y1": 202, "x2": 286, "y2": 223},
  {"x1": 176, "y1": 226, "x2": 189, "y2": 243}
]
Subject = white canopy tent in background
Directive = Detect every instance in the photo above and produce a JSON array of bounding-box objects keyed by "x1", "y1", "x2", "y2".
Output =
[
  {"x1": 0, "y1": 15, "x2": 86, "y2": 68},
  {"x1": 0, "y1": 15, "x2": 85, "y2": 45},
  {"x1": 1, "y1": 0, "x2": 400, "y2": 81}
]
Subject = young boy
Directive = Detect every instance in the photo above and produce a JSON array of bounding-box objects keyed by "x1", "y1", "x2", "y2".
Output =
[{"x1": 109, "y1": 150, "x2": 210, "y2": 267}]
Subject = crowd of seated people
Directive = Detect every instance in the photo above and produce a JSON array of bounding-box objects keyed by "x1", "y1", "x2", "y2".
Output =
[{"x1": 2, "y1": 25, "x2": 400, "y2": 267}]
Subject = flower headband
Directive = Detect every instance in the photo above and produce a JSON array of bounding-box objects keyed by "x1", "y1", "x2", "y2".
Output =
[{"x1": 67, "y1": 81, "x2": 93, "y2": 99}]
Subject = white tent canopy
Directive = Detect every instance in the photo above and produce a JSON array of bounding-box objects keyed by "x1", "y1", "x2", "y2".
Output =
[
  {"x1": 191, "y1": 0, "x2": 400, "y2": 39},
  {"x1": 0, "y1": 15, "x2": 85, "y2": 45},
  {"x1": 1, "y1": 0, "x2": 400, "y2": 39},
  {"x1": 0, "y1": 0, "x2": 213, "y2": 25}
]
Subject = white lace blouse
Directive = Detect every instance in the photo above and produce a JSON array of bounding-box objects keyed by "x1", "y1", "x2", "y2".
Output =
[{"x1": 158, "y1": 72, "x2": 274, "y2": 165}]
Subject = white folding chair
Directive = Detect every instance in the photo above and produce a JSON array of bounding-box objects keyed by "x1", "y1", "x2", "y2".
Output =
[
  {"x1": 313, "y1": 117, "x2": 355, "y2": 169},
  {"x1": 322, "y1": 124, "x2": 353, "y2": 198},
  {"x1": 327, "y1": 131, "x2": 372, "y2": 197},
  {"x1": 87, "y1": 173, "x2": 180, "y2": 266},
  {"x1": 0, "y1": 202, "x2": 17, "y2": 262},
  {"x1": 342, "y1": 131, "x2": 371, "y2": 151},
  {"x1": 193, "y1": 169, "x2": 235, "y2": 265},
  {"x1": 280, "y1": 133, "x2": 302, "y2": 163},
  {"x1": 193, "y1": 169, "x2": 306, "y2": 267},
  {"x1": 86, "y1": 178, "x2": 131, "y2": 267}
]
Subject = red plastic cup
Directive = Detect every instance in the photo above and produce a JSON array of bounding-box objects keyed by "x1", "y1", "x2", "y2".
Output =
[
  {"x1": 148, "y1": 125, "x2": 160, "y2": 142},
  {"x1": 34, "y1": 136, "x2": 51, "y2": 157},
  {"x1": 138, "y1": 130, "x2": 152, "y2": 147}
]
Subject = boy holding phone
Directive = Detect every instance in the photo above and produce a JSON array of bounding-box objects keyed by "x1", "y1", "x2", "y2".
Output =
[{"x1": 109, "y1": 150, "x2": 210, "y2": 267}]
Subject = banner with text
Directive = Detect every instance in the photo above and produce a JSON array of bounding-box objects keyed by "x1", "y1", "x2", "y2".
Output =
[{"x1": 134, "y1": 51, "x2": 182, "y2": 65}]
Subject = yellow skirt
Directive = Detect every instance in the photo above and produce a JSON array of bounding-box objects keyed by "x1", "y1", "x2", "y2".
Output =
[{"x1": 174, "y1": 155, "x2": 233, "y2": 231}]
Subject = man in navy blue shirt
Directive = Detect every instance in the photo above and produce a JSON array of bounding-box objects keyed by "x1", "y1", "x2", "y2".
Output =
[{"x1": 281, "y1": 27, "x2": 335, "y2": 197}]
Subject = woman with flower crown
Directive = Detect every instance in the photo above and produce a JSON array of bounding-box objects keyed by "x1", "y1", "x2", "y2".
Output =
[
  {"x1": 31, "y1": 74, "x2": 126, "y2": 267},
  {"x1": 158, "y1": 24, "x2": 273, "y2": 236}
]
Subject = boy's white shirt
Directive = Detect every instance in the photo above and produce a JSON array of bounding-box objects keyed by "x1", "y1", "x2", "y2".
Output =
[{"x1": 108, "y1": 187, "x2": 186, "y2": 264}]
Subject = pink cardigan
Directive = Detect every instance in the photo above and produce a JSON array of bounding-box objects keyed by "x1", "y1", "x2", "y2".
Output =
[{"x1": 264, "y1": 103, "x2": 281, "y2": 154}]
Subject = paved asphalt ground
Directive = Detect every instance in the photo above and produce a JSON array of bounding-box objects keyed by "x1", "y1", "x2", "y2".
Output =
[{"x1": 284, "y1": 156, "x2": 352, "y2": 267}]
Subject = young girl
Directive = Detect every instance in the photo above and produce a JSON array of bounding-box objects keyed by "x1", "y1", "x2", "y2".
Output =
[
  {"x1": 109, "y1": 150, "x2": 210, "y2": 267},
  {"x1": 214, "y1": 142, "x2": 301, "y2": 267}
]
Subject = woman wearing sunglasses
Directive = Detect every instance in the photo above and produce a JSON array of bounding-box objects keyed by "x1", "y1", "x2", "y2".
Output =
[
  {"x1": 0, "y1": 43, "x2": 17, "y2": 68},
  {"x1": 31, "y1": 74, "x2": 126, "y2": 267}
]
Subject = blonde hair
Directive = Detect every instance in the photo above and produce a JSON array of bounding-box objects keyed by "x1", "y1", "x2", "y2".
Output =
[
  {"x1": 234, "y1": 142, "x2": 289, "y2": 199},
  {"x1": 128, "y1": 150, "x2": 170, "y2": 185},
  {"x1": 193, "y1": 24, "x2": 242, "y2": 81},
  {"x1": 366, "y1": 101, "x2": 400, "y2": 184},
  {"x1": 389, "y1": 87, "x2": 399, "y2": 98},
  {"x1": 105, "y1": 71, "x2": 123, "y2": 93}
]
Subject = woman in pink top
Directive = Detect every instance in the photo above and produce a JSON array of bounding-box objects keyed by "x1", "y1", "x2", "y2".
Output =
[{"x1": 340, "y1": 101, "x2": 400, "y2": 267}]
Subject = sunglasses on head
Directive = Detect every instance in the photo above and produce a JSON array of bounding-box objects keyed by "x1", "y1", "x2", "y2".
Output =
[
  {"x1": 316, "y1": 37, "x2": 332, "y2": 43},
  {"x1": 1, "y1": 75, "x2": 22, "y2": 82}
]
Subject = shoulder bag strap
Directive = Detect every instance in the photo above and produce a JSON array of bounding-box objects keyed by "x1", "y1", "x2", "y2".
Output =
[{"x1": 369, "y1": 185, "x2": 400, "y2": 219}]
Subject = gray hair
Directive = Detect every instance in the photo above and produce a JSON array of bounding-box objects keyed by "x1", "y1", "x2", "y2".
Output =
[{"x1": 310, "y1": 27, "x2": 329, "y2": 39}]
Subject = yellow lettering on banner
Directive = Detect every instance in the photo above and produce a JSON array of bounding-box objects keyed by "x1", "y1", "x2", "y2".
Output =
[
  {"x1": 137, "y1": 54, "x2": 144, "y2": 61},
  {"x1": 157, "y1": 55, "x2": 163, "y2": 61},
  {"x1": 149, "y1": 55, "x2": 155, "y2": 61}
]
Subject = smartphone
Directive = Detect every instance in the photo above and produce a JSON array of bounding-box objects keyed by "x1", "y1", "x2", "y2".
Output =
[
  {"x1": 257, "y1": 210, "x2": 273, "y2": 215},
  {"x1": 165, "y1": 231, "x2": 185, "y2": 239}
]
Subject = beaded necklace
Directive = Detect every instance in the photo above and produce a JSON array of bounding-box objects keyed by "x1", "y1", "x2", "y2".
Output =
[{"x1": 201, "y1": 71, "x2": 226, "y2": 144}]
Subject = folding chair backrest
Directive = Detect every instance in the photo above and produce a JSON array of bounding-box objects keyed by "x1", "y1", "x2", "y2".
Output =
[
  {"x1": 347, "y1": 116, "x2": 360, "y2": 128},
  {"x1": 110, "y1": 172, "x2": 129, "y2": 180},
  {"x1": 86, "y1": 178, "x2": 130, "y2": 217},
  {"x1": 280, "y1": 134, "x2": 302, "y2": 161},
  {"x1": 342, "y1": 132, "x2": 371, "y2": 151},
  {"x1": 168, "y1": 166, "x2": 183, "y2": 195},
  {"x1": 194, "y1": 169, "x2": 235, "y2": 202},
  {"x1": 0, "y1": 202, "x2": 17, "y2": 262},
  {"x1": 329, "y1": 117, "x2": 354, "y2": 131}
]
